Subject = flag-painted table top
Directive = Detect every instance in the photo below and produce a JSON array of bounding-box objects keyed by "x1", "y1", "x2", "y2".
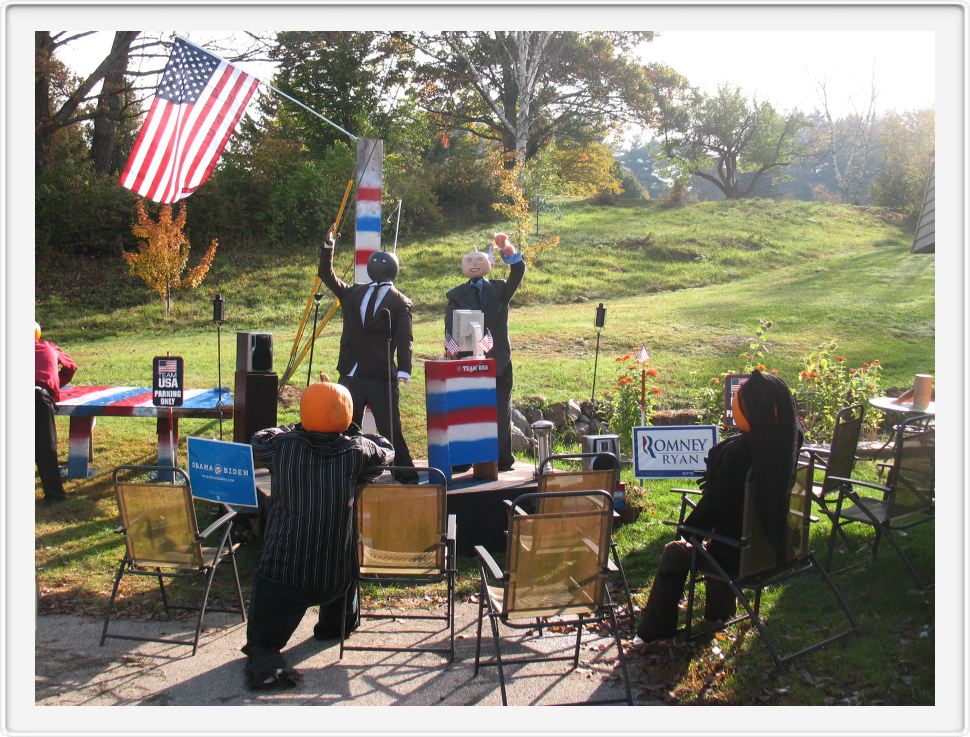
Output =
[{"x1": 55, "y1": 386, "x2": 233, "y2": 418}]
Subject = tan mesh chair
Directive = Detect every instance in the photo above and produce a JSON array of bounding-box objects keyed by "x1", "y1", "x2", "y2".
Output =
[
  {"x1": 826, "y1": 421, "x2": 935, "y2": 588},
  {"x1": 339, "y1": 466, "x2": 456, "y2": 661},
  {"x1": 679, "y1": 456, "x2": 860, "y2": 668},
  {"x1": 536, "y1": 453, "x2": 634, "y2": 620},
  {"x1": 474, "y1": 490, "x2": 633, "y2": 705},
  {"x1": 100, "y1": 466, "x2": 246, "y2": 655}
]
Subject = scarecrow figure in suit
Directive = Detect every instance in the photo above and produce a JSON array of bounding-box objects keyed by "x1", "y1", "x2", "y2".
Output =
[
  {"x1": 318, "y1": 230, "x2": 417, "y2": 482},
  {"x1": 445, "y1": 233, "x2": 526, "y2": 472}
]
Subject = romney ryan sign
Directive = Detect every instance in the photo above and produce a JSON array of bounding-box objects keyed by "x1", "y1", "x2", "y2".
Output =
[{"x1": 633, "y1": 425, "x2": 719, "y2": 479}]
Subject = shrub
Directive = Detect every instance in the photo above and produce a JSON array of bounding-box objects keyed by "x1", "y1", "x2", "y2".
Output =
[
  {"x1": 794, "y1": 342, "x2": 883, "y2": 443},
  {"x1": 36, "y1": 164, "x2": 138, "y2": 257}
]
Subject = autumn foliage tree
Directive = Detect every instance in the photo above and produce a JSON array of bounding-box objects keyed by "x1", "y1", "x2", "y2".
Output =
[{"x1": 123, "y1": 201, "x2": 218, "y2": 315}]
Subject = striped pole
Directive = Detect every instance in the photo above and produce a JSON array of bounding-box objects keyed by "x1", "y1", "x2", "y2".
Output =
[{"x1": 355, "y1": 138, "x2": 383, "y2": 284}]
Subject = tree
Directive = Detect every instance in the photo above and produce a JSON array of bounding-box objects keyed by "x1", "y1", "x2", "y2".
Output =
[
  {"x1": 812, "y1": 73, "x2": 879, "y2": 204},
  {"x1": 619, "y1": 136, "x2": 673, "y2": 198},
  {"x1": 123, "y1": 201, "x2": 218, "y2": 314},
  {"x1": 267, "y1": 31, "x2": 412, "y2": 156},
  {"x1": 400, "y1": 32, "x2": 664, "y2": 168},
  {"x1": 869, "y1": 109, "x2": 934, "y2": 218},
  {"x1": 659, "y1": 85, "x2": 807, "y2": 200}
]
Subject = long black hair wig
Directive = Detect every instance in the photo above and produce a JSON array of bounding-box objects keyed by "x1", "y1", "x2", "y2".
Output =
[{"x1": 736, "y1": 370, "x2": 802, "y2": 556}]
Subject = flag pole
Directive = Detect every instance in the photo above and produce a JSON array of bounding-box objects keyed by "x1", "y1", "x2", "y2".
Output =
[{"x1": 174, "y1": 35, "x2": 358, "y2": 143}]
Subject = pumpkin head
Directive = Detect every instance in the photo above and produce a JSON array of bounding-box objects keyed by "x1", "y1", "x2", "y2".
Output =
[
  {"x1": 732, "y1": 388, "x2": 750, "y2": 432},
  {"x1": 301, "y1": 380, "x2": 353, "y2": 433}
]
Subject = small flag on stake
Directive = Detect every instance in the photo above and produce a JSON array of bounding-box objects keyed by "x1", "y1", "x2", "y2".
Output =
[
  {"x1": 478, "y1": 329, "x2": 494, "y2": 354},
  {"x1": 119, "y1": 38, "x2": 259, "y2": 203},
  {"x1": 636, "y1": 346, "x2": 650, "y2": 364},
  {"x1": 444, "y1": 332, "x2": 460, "y2": 358}
]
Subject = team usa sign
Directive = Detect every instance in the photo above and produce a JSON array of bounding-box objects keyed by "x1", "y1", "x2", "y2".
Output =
[
  {"x1": 152, "y1": 356, "x2": 184, "y2": 407},
  {"x1": 633, "y1": 425, "x2": 719, "y2": 479}
]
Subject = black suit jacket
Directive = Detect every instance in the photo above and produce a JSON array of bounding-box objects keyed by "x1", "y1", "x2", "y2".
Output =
[
  {"x1": 318, "y1": 245, "x2": 413, "y2": 381},
  {"x1": 445, "y1": 257, "x2": 526, "y2": 373}
]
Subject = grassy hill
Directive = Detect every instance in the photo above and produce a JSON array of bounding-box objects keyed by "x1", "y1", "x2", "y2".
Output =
[{"x1": 37, "y1": 198, "x2": 934, "y2": 450}]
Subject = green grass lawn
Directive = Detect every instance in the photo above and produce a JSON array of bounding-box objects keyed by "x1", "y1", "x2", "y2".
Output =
[{"x1": 34, "y1": 199, "x2": 935, "y2": 704}]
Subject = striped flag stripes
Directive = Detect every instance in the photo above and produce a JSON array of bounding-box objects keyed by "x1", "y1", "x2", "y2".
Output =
[{"x1": 119, "y1": 38, "x2": 259, "y2": 203}]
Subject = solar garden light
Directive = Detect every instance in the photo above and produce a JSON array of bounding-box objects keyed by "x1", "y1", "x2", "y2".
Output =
[
  {"x1": 532, "y1": 420, "x2": 554, "y2": 479},
  {"x1": 590, "y1": 303, "x2": 607, "y2": 403}
]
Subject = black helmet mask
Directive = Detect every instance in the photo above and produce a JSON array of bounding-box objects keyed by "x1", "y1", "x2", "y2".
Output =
[{"x1": 367, "y1": 251, "x2": 399, "y2": 283}]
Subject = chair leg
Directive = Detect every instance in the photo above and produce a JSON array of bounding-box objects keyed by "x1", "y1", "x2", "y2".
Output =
[
  {"x1": 876, "y1": 524, "x2": 926, "y2": 589},
  {"x1": 606, "y1": 605, "x2": 634, "y2": 705},
  {"x1": 155, "y1": 567, "x2": 171, "y2": 613},
  {"x1": 228, "y1": 534, "x2": 246, "y2": 621},
  {"x1": 448, "y1": 566, "x2": 456, "y2": 662},
  {"x1": 610, "y1": 541, "x2": 635, "y2": 620},
  {"x1": 488, "y1": 613, "x2": 508, "y2": 706},
  {"x1": 573, "y1": 613, "x2": 585, "y2": 667},
  {"x1": 871, "y1": 527, "x2": 883, "y2": 561},
  {"x1": 193, "y1": 563, "x2": 220, "y2": 656},
  {"x1": 473, "y1": 587, "x2": 486, "y2": 676},
  {"x1": 100, "y1": 557, "x2": 128, "y2": 646},
  {"x1": 808, "y1": 551, "x2": 862, "y2": 635}
]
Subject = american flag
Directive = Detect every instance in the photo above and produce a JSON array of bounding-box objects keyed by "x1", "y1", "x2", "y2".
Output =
[
  {"x1": 119, "y1": 38, "x2": 259, "y2": 203},
  {"x1": 157, "y1": 359, "x2": 179, "y2": 372},
  {"x1": 444, "y1": 332, "x2": 459, "y2": 358},
  {"x1": 478, "y1": 329, "x2": 494, "y2": 354},
  {"x1": 636, "y1": 346, "x2": 650, "y2": 363}
]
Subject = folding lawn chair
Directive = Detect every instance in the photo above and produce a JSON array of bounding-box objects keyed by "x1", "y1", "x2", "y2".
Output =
[
  {"x1": 825, "y1": 421, "x2": 935, "y2": 589},
  {"x1": 473, "y1": 490, "x2": 634, "y2": 705},
  {"x1": 100, "y1": 465, "x2": 246, "y2": 655},
  {"x1": 536, "y1": 453, "x2": 635, "y2": 620},
  {"x1": 339, "y1": 466, "x2": 457, "y2": 661},
  {"x1": 678, "y1": 456, "x2": 860, "y2": 668}
]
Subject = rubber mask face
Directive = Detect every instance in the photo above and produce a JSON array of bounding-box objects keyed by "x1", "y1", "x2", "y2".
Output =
[
  {"x1": 367, "y1": 251, "x2": 399, "y2": 282},
  {"x1": 461, "y1": 251, "x2": 492, "y2": 278},
  {"x1": 732, "y1": 389, "x2": 750, "y2": 432}
]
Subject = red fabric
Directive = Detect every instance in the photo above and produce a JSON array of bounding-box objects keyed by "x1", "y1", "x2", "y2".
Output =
[{"x1": 35, "y1": 340, "x2": 76, "y2": 401}]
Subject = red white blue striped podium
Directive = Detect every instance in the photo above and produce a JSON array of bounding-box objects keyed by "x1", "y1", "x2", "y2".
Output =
[
  {"x1": 425, "y1": 359, "x2": 499, "y2": 482},
  {"x1": 55, "y1": 385, "x2": 232, "y2": 478}
]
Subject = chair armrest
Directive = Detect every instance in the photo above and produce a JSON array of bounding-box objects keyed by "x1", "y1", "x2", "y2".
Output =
[
  {"x1": 827, "y1": 476, "x2": 890, "y2": 494},
  {"x1": 670, "y1": 488, "x2": 702, "y2": 496},
  {"x1": 501, "y1": 499, "x2": 527, "y2": 516},
  {"x1": 446, "y1": 514, "x2": 457, "y2": 543},
  {"x1": 677, "y1": 524, "x2": 742, "y2": 549},
  {"x1": 197, "y1": 510, "x2": 238, "y2": 541},
  {"x1": 474, "y1": 545, "x2": 505, "y2": 581}
]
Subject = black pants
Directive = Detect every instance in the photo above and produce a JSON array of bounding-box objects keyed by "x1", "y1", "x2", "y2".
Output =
[
  {"x1": 636, "y1": 540, "x2": 737, "y2": 642},
  {"x1": 35, "y1": 386, "x2": 65, "y2": 500},
  {"x1": 340, "y1": 375, "x2": 415, "y2": 476},
  {"x1": 496, "y1": 363, "x2": 514, "y2": 469},
  {"x1": 242, "y1": 573, "x2": 360, "y2": 659}
]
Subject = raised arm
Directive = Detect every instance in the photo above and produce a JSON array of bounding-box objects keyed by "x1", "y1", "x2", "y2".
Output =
[
  {"x1": 316, "y1": 232, "x2": 352, "y2": 301},
  {"x1": 499, "y1": 252, "x2": 526, "y2": 305}
]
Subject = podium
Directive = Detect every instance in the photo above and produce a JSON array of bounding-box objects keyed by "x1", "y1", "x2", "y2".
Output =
[{"x1": 426, "y1": 358, "x2": 499, "y2": 481}]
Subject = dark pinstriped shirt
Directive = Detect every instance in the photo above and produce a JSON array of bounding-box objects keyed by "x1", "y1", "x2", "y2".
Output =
[{"x1": 252, "y1": 424, "x2": 394, "y2": 592}]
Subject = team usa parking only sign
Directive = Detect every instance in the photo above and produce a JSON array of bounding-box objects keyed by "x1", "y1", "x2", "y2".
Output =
[{"x1": 152, "y1": 356, "x2": 184, "y2": 407}]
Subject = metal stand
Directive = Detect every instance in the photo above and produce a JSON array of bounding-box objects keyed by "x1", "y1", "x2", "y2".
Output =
[
  {"x1": 591, "y1": 328, "x2": 602, "y2": 403},
  {"x1": 383, "y1": 307, "x2": 394, "y2": 447},
  {"x1": 216, "y1": 322, "x2": 223, "y2": 440},
  {"x1": 307, "y1": 293, "x2": 323, "y2": 387}
]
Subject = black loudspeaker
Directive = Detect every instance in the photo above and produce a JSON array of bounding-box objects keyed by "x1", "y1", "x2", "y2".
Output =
[
  {"x1": 236, "y1": 332, "x2": 274, "y2": 372},
  {"x1": 233, "y1": 371, "x2": 278, "y2": 445}
]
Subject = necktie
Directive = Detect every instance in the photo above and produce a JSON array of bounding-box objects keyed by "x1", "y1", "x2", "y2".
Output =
[
  {"x1": 472, "y1": 280, "x2": 483, "y2": 309},
  {"x1": 368, "y1": 285, "x2": 379, "y2": 322}
]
